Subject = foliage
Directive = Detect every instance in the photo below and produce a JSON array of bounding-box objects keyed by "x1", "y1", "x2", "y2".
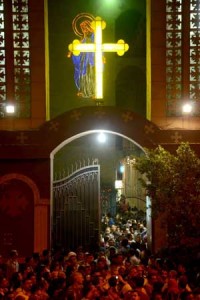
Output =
[{"x1": 135, "y1": 142, "x2": 200, "y2": 246}]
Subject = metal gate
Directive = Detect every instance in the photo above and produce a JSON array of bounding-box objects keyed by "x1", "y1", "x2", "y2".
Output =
[{"x1": 52, "y1": 161, "x2": 100, "y2": 251}]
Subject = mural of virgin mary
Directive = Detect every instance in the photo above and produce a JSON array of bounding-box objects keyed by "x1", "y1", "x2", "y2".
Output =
[{"x1": 69, "y1": 13, "x2": 95, "y2": 98}]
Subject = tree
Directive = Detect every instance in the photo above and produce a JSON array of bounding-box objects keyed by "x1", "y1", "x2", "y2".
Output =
[{"x1": 135, "y1": 142, "x2": 200, "y2": 247}]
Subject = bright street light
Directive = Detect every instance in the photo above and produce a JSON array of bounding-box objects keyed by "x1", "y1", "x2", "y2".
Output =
[
  {"x1": 182, "y1": 103, "x2": 193, "y2": 114},
  {"x1": 6, "y1": 104, "x2": 15, "y2": 114},
  {"x1": 97, "y1": 132, "x2": 106, "y2": 143}
]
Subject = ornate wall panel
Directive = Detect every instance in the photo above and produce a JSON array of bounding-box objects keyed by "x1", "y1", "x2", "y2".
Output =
[
  {"x1": 0, "y1": 0, "x2": 31, "y2": 118},
  {"x1": 166, "y1": 0, "x2": 200, "y2": 116}
]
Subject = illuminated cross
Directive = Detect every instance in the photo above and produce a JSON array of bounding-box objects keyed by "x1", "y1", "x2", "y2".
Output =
[{"x1": 68, "y1": 16, "x2": 129, "y2": 99}]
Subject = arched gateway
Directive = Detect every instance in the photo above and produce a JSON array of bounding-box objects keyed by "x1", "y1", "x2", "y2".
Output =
[{"x1": 0, "y1": 106, "x2": 200, "y2": 257}]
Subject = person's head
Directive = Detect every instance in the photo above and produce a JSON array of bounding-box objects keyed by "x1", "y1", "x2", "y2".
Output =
[
  {"x1": 22, "y1": 278, "x2": 33, "y2": 292},
  {"x1": 85, "y1": 252, "x2": 94, "y2": 264},
  {"x1": 139, "y1": 224, "x2": 144, "y2": 232},
  {"x1": 116, "y1": 253, "x2": 124, "y2": 265},
  {"x1": 105, "y1": 227, "x2": 111, "y2": 235},
  {"x1": 108, "y1": 239, "x2": 115, "y2": 247},
  {"x1": 135, "y1": 235, "x2": 141, "y2": 243},
  {"x1": 67, "y1": 252, "x2": 77, "y2": 265},
  {"x1": 169, "y1": 270, "x2": 178, "y2": 279},
  {"x1": 111, "y1": 224, "x2": 117, "y2": 232},
  {"x1": 0, "y1": 277, "x2": 9, "y2": 288},
  {"x1": 161, "y1": 269, "x2": 168, "y2": 280},
  {"x1": 84, "y1": 264, "x2": 92, "y2": 275},
  {"x1": 125, "y1": 259, "x2": 132, "y2": 270},
  {"x1": 71, "y1": 272, "x2": 84, "y2": 285},
  {"x1": 97, "y1": 257, "x2": 107, "y2": 270},
  {"x1": 132, "y1": 291, "x2": 141, "y2": 300},
  {"x1": 26, "y1": 272, "x2": 37, "y2": 285},
  {"x1": 77, "y1": 251, "x2": 84, "y2": 261},
  {"x1": 177, "y1": 263, "x2": 186, "y2": 275},
  {"x1": 109, "y1": 246, "x2": 116, "y2": 257},
  {"x1": 129, "y1": 266, "x2": 138, "y2": 278},
  {"x1": 136, "y1": 265, "x2": 145, "y2": 277},
  {"x1": 151, "y1": 292, "x2": 163, "y2": 300},
  {"x1": 80, "y1": 20, "x2": 93, "y2": 36},
  {"x1": 10, "y1": 249, "x2": 18, "y2": 259}
]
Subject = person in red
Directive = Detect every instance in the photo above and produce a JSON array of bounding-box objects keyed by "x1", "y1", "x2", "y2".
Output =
[{"x1": 65, "y1": 271, "x2": 84, "y2": 300}]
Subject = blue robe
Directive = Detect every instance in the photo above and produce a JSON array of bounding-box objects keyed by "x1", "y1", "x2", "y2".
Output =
[{"x1": 72, "y1": 33, "x2": 95, "y2": 98}]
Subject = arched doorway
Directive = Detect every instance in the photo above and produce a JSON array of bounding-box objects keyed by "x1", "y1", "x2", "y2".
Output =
[
  {"x1": 0, "y1": 174, "x2": 40, "y2": 256},
  {"x1": 50, "y1": 130, "x2": 151, "y2": 252}
]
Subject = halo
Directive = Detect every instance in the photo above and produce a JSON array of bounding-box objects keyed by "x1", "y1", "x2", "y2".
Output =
[{"x1": 72, "y1": 13, "x2": 95, "y2": 38}]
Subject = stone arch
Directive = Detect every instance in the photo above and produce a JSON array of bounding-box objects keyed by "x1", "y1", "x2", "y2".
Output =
[
  {"x1": 41, "y1": 107, "x2": 157, "y2": 153},
  {"x1": 40, "y1": 107, "x2": 200, "y2": 155},
  {"x1": 0, "y1": 173, "x2": 40, "y2": 205},
  {"x1": 0, "y1": 173, "x2": 49, "y2": 256},
  {"x1": 0, "y1": 173, "x2": 40, "y2": 256}
]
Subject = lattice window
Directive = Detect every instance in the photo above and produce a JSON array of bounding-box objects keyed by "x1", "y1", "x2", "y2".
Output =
[
  {"x1": 190, "y1": 1, "x2": 200, "y2": 109},
  {"x1": 166, "y1": 0, "x2": 200, "y2": 116},
  {"x1": 0, "y1": 0, "x2": 30, "y2": 118},
  {"x1": 0, "y1": 0, "x2": 6, "y2": 116},
  {"x1": 166, "y1": 0, "x2": 182, "y2": 116}
]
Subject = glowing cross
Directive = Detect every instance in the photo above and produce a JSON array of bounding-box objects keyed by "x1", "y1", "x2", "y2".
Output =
[{"x1": 68, "y1": 16, "x2": 129, "y2": 99}]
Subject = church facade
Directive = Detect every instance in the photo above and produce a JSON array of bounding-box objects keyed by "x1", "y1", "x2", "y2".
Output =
[{"x1": 0, "y1": 0, "x2": 199, "y2": 257}]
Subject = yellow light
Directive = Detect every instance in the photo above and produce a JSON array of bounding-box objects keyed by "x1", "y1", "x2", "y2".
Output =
[
  {"x1": 102, "y1": 40, "x2": 129, "y2": 55},
  {"x1": 68, "y1": 16, "x2": 129, "y2": 99},
  {"x1": 68, "y1": 40, "x2": 96, "y2": 54},
  {"x1": 95, "y1": 18, "x2": 103, "y2": 99}
]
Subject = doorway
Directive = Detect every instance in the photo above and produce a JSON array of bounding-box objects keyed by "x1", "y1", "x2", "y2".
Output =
[{"x1": 51, "y1": 130, "x2": 149, "y2": 252}]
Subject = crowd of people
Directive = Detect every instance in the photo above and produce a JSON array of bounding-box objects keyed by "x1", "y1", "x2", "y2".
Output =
[{"x1": 0, "y1": 212, "x2": 199, "y2": 299}]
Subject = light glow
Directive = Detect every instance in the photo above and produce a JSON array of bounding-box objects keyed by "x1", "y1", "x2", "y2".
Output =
[
  {"x1": 119, "y1": 165, "x2": 125, "y2": 173},
  {"x1": 6, "y1": 104, "x2": 15, "y2": 114},
  {"x1": 97, "y1": 132, "x2": 106, "y2": 143},
  {"x1": 95, "y1": 18, "x2": 104, "y2": 98},
  {"x1": 115, "y1": 180, "x2": 123, "y2": 189},
  {"x1": 102, "y1": 40, "x2": 129, "y2": 55},
  {"x1": 69, "y1": 16, "x2": 129, "y2": 99},
  {"x1": 182, "y1": 103, "x2": 193, "y2": 114}
]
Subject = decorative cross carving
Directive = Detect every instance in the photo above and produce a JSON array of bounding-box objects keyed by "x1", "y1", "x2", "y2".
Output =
[{"x1": 16, "y1": 132, "x2": 28, "y2": 144}]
